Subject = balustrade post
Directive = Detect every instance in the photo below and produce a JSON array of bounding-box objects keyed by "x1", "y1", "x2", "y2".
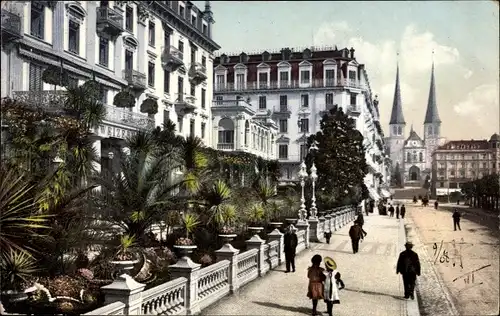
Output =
[
  {"x1": 267, "y1": 229, "x2": 284, "y2": 265},
  {"x1": 215, "y1": 242, "x2": 240, "y2": 293},
  {"x1": 307, "y1": 217, "x2": 320, "y2": 242},
  {"x1": 318, "y1": 212, "x2": 326, "y2": 239},
  {"x1": 246, "y1": 235, "x2": 266, "y2": 277},
  {"x1": 296, "y1": 221, "x2": 310, "y2": 248},
  {"x1": 169, "y1": 257, "x2": 201, "y2": 315},
  {"x1": 100, "y1": 274, "x2": 146, "y2": 315}
]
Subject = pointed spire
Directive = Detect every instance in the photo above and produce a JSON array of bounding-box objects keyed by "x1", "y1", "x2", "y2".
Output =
[
  {"x1": 389, "y1": 61, "x2": 406, "y2": 125},
  {"x1": 424, "y1": 57, "x2": 441, "y2": 124}
]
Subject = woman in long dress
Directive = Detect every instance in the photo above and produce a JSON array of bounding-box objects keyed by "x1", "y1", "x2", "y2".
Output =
[{"x1": 307, "y1": 254, "x2": 326, "y2": 315}]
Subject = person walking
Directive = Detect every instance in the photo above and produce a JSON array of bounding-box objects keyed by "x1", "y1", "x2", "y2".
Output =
[
  {"x1": 389, "y1": 204, "x2": 395, "y2": 217},
  {"x1": 434, "y1": 200, "x2": 439, "y2": 210},
  {"x1": 324, "y1": 231, "x2": 332, "y2": 244},
  {"x1": 396, "y1": 241, "x2": 421, "y2": 300},
  {"x1": 323, "y1": 257, "x2": 345, "y2": 316},
  {"x1": 349, "y1": 221, "x2": 364, "y2": 253},
  {"x1": 396, "y1": 204, "x2": 400, "y2": 219},
  {"x1": 452, "y1": 209, "x2": 462, "y2": 231},
  {"x1": 400, "y1": 204, "x2": 406, "y2": 219},
  {"x1": 355, "y1": 213, "x2": 368, "y2": 237},
  {"x1": 284, "y1": 224, "x2": 298, "y2": 272},
  {"x1": 307, "y1": 254, "x2": 326, "y2": 316}
]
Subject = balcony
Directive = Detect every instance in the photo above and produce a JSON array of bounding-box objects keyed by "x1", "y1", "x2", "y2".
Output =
[
  {"x1": 122, "y1": 69, "x2": 147, "y2": 90},
  {"x1": 188, "y1": 62, "x2": 207, "y2": 85},
  {"x1": 96, "y1": 7, "x2": 124, "y2": 37},
  {"x1": 12, "y1": 91, "x2": 66, "y2": 112},
  {"x1": 103, "y1": 105, "x2": 154, "y2": 130},
  {"x1": 217, "y1": 143, "x2": 234, "y2": 151},
  {"x1": 174, "y1": 93, "x2": 196, "y2": 115},
  {"x1": 212, "y1": 99, "x2": 255, "y2": 115},
  {"x1": 161, "y1": 45, "x2": 184, "y2": 71},
  {"x1": 347, "y1": 104, "x2": 361, "y2": 117},
  {"x1": 1, "y1": 9, "x2": 22, "y2": 43},
  {"x1": 272, "y1": 105, "x2": 291, "y2": 118},
  {"x1": 214, "y1": 79, "x2": 363, "y2": 92}
]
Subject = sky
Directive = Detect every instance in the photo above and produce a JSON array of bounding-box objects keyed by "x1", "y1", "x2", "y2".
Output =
[{"x1": 195, "y1": 1, "x2": 500, "y2": 141}]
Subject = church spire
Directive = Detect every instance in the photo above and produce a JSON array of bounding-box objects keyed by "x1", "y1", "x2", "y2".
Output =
[
  {"x1": 424, "y1": 56, "x2": 441, "y2": 124},
  {"x1": 389, "y1": 60, "x2": 406, "y2": 125}
]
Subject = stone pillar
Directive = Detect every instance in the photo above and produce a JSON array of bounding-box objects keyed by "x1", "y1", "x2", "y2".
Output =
[
  {"x1": 52, "y1": 2, "x2": 64, "y2": 53},
  {"x1": 268, "y1": 229, "x2": 284, "y2": 265},
  {"x1": 296, "y1": 221, "x2": 310, "y2": 248},
  {"x1": 215, "y1": 243, "x2": 240, "y2": 293},
  {"x1": 318, "y1": 213, "x2": 326, "y2": 237},
  {"x1": 308, "y1": 218, "x2": 320, "y2": 242},
  {"x1": 246, "y1": 235, "x2": 266, "y2": 277},
  {"x1": 101, "y1": 274, "x2": 146, "y2": 315},
  {"x1": 169, "y1": 256, "x2": 201, "y2": 315}
]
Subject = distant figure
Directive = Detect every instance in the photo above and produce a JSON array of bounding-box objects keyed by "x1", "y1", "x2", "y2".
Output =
[
  {"x1": 457, "y1": 199, "x2": 460, "y2": 205},
  {"x1": 452, "y1": 209, "x2": 462, "y2": 231},
  {"x1": 396, "y1": 241, "x2": 421, "y2": 300},
  {"x1": 396, "y1": 205, "x2": 400, "y2": 219},
  {"x1": 324, "y1": 231, "x2": 332, "y2": 244},
  {"x1": 307, "y1": 254, "x2": 326, "y2": 315},
  {"x1": 356, "y1": 214, "x2": 368, "y2": 237},
  {"x1": 413, "y1": 196, "x2": 418, "y2": 204},
  {"x1": 284, "y1": 225, "x2": 298, "y2": 273},
  {"x1": 434, "y1": 200, "x2": 439, "y2": 210},
  {"x1": 400, "y1": 204, "x2": 406, "y2": 219},
  {"x1": 349, "y1": 221, "x2": 365, "y2": 254},
  {"x1": 389, "y1": 204, "x2": 395, "y2": 217},
  {"x1": 323, "y1": 257, "x2": 345, "y2": 316}
]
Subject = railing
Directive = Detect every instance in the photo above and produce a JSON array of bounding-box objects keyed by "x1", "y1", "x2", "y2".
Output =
[
  {"x1": 237, "y1": 248, "x2": 258, "y2": 287},
  {"x1": 217, "y1": 143, "x2": 234, "y2": 151},
  {"x1": 96, "y1": 6, "x2": 124, "y2": 31},
  {"x1": 12, "y1": 91, "x2": 66, "y2": 109},
  {"x1": 190, "y1": 62, "x2": 207, "y2": 75},
  {"x1": 104, "y1": 105, "x2": 154, "y2": 130},
  {"x1": 83, "y1": 301, "x2": 126, "y2": 315},
  {"x1": 122, "y1": 69, "x2": 146, "y2": 88},
  {"x1": 296, "y1": 230, "x2": 306, "y2": 252},
  {"x1": 197, "y1": 261, "x2": 230, "y2": 310},
  {"x1": 175, "y1": 93, "x2": 196, "y2": 104},
  {"x1": 162, "y1": 45, "x2": 184, "y2": 62},
  {"x1": 215, "y1": 79, "x2": 363, "y2": 92},
  {"x1": 141, "y1": 277, "x2": 187, "y2": 315},
  {"x1": 347, "y1": 104, "x2": 361, "y2": 114},
  {"x1": 273, "y1": 105, "x2": 291, "y2": 113},
  {"x1": 1, "y1": 9, "x2": 22, "y2": 39},
  {"x1": 266, "y1": 240, "x2": 280, "y2": 270}
]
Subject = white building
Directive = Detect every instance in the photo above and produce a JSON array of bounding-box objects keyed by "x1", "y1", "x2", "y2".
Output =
[
  {"x1": 1, "y1": 1, "x2": 220, "y2": 170},
  {"x1": 212, "y1": 47, "x2": 391, "y2": 198}
]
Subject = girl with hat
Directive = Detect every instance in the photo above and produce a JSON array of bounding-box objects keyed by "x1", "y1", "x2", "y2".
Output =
[
  {"x1": 307, "y1": 254, "x2": 326, "y2": 315},
  {"x1": 323, "y1": 256, "x2": 345, "y2": 316}
]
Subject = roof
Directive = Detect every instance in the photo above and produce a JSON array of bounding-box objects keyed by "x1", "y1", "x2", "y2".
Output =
[
  {"x1": 423, "y1": 63, "x2": 441, "y2": 124},
  {"x1": 404, "y1": 126, "x2": 423, "y2": 145},
  {"x1": 435, "y1": 140, "x2": 490, "y2": 152},
  {"x1": 389, "y1": 64, "x2": 406, "y2": 125},
  {"x1": 490, "y1": 133, "x2": 500, "y2": 142}
]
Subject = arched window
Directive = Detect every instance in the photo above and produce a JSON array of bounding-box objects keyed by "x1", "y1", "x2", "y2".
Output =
[
  {"x1": 407, "y1": 152, "x2": 411, "y2": 162},
  {"x1": 397, "y1": 126, "x2": 402, "y2": 135},
  {"x1": 412, "y1": 152, "x2": 417, "y2": 162},
  {"x1": 419, "y1": 152, "x2": 423, "y2": 162}
]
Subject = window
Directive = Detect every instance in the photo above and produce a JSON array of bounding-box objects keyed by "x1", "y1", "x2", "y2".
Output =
[
  {"x1": 190, "y1": 119, "x2": 195, "y2": 137},
  {"x1": 190, "y1": 48, "x2": 196, "y2": 63},
  {"x1": 148, "y1": 62, "x2": 155, "y2": 87},
  {"x1": 325, "y1": 93, "x2": 334, "y2": 105},
  {"x1": 215, "y1": 95, "x2": 223, "y2": 105},
  {"x1": 279, "y1": 119, "x2": 287, "y2": 133},
  {"x1": 219, "y1": 130, "x2": 234, "y2": 144},
  {"x1": 279, "y1": 145, "x2": 288, "y2": 159},
  {"x1": 280, "y1": 95, "x2": 288, "y2": 106},
  {"x1": 216, "y1": 74, "x2": 225, "y2": 88},
  {"x1": 300, "y1": 70, "x2": 310, "y2": 84},
  {"x1": 125, "y1": 6, "x2": 133, "y2": 32},
  {"x1": 30, "y1": 4, "x2": 44, "y2": 39},
  {"x1": 98, "y1": 37, "x2": 109, "y2": 67},
  {"x1": 259, "y1": 96, "x2": 266, "y2": 109},
  {"x1": 202, "y1": 23, "x2": 208, "y2": 35},
  {"x1": 29, "y1": 64, "x2": 43, "y2": 91},
  {"x1": 99, "y1": 88, "x2": 108, "y2": 104},
  {"x1": 163, "y1": 110, "x2": 170, "y2": 125},
  {"x1": 348, "y1": 70, "x2": 356, "y2": 80},
  {"x1": 350, "y1": 93, "x2": 357, "y2": 105},
  {"x1": 164, "y1": 70, "x2": 170, "y2": 93},
  {"x1": 179, "y1": 5, "x2": 185, "y2": 17},
  {"x1": 68, "y1": 21, "x2": 80, "y2": 54},
  {"x1": 178, "y1": 77, "x2": 184, "y2": 100},
  {"x1": 300, "y1": 119, "x2": 309, "y2": 133},
  {"x1": 483, "y1": 162, "x2": 487, "y2": 169},
  {"x1": 148, "y1": 22, "x2": 155, "y2": 46},
  {"x1": 178, "y1": 40, "x2": 184, "y2": 53},
  {"x1": 300, "y1": 144, "x2": 307, "y2": 161},
  {"x1": 201, "y1": 56, "x2": 206, "y2": 67},
  {"x1": 407, "y1": 152, "x2": 411, "y2": 162},
  {"x1": 190, "y1": 83, "x2": 195, "y2": 96},
  {"x1": 191, "y1": 15, "x2": 196, "y2": 26},
  {"x1": 258, "y1": 72, "x2": 268, "y2": 88},
  {"x1": 325, "y1": 69, "x2": 335, "y2": 86},
  {"x1": 201, "y1": 122, "x2": 206, "y2": 139},
  {"x1": 397, "y1": 126, "x2": 402, "y2": 135},
  {"x1": 125, "y1": 50, "x2": 133, "y2": 71},
  {"x1": 201, "y1": 88, "x2": 206, "y2": 109},
  {"x1": 236, "y1": 73, "x2": 245, "y2": 89},
  {"x1": 301, "y1": 94, "x2": 309, "y2": 107},
  {"x1": 419, "y1": 152, "x2": 423, "y2": 162}
]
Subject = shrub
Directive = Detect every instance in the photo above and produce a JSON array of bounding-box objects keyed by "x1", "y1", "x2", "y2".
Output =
[
  {"x1": 175, "y1": 237, "x2": 194, "y2": 246},
  {"x1": 199, "y1": 254, "x2": 213, "y2": 267}
]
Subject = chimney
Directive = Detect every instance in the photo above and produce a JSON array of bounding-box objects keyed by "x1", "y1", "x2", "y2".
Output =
[{"x1": 350, "y1": 47, "x2": 355, "y2": 59}]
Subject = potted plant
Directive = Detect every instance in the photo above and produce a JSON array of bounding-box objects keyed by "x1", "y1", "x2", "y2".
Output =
[
  {"x1": 218, "y1": 225, "x2": 237, "y2": 243},
  {"x1": 140, "y1": 97, "x2": 158, "y2": 115},
  {"x1": 173, "y1": 213, "x2": 199, "y2": 257},
  {"x1": 110, "y1": 234, "x2": 139, "y2": 273},
  {"x1": 113, "y1": 89, "x2": 136, "y2": 108},
  {"x1": 267, "y1": 202, "x2": 283, "y2": 228},
  {"x1": 0, "y1": 250, "x2": 37, "y2": 305},
  {"x1": 42, "y1": 65, "x2": 69, "y2": 87},
  {"x1": 246, "y1": 202, "x2": 265, "y2": 235}
]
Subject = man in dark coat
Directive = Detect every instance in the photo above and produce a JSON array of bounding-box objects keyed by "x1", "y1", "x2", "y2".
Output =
[
  {"x1": 389, "y1": 204, "x2": 395, "y2": 217},
  {"x1": 396, "y1": 205, "x2": 400, "y2": 219},
  {"x1": 396, "y1": 241, "x2": 421, "y2": 299},
  {"x1": 355, "y1": 214, "x2": 368, "y2": 237},
  {"x1": 434, "y1": 200, "x2": 439, "y2": 210},
  {"x1": 452, "y1": 209, "x2": 462, "y2": 231},
  {"x1": 400, "y1": 204, "x2": 406, "y2": 219},
  {"x1": 283, "y1": 224, "x2": 298, "y2": 272},
  {"x1": 349, "y1": 221, "x2": 364, "y2": 254}
]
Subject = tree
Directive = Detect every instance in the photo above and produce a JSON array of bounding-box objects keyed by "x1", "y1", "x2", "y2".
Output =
[
  {"x1": 305, "y1": 105, "x2": 368, "y2": 209},
  {"x1": 392, "y1": 163, "x2": 403, "y2": 187}
]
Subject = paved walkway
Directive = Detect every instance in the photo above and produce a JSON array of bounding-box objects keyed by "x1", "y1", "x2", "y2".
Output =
[{"x1": 202, "y1": 215, "x2": 408, "y2": 316}]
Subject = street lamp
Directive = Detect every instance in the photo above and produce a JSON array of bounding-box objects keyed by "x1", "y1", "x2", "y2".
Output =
[
  {"x1": 298, "y1": 161, "x2": 308, "y2": 222},
  {"x1": 310, "y1": 163, "x2": 318, "y2": 218}
]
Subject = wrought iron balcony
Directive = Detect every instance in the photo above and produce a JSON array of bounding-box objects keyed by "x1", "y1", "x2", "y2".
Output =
[
  {"x1": 122, "y1": 69, "x2": 146, "y2": 90},
  {"x1": 217, "y1": 143, "x2": 235, "y2": 151},
  {"x1": 174, "y1": 93, "x2": 196, "y2": 115},
  {"x1": 347, "y1": 104, "x2": 361, "y2": 117},
  {"x1": 188, "y1": 62, "x2": 207, "y2": 85},
  {"x1": 96, "y1": 7, "x2": 124, "y2": 37},
  {"x1": 103, "y1": 105, "x2": 154, "y2": 130},
  {"x1": 161, "y1": 46, "x2": 184, "y2": 71},
  {"x1": 1, "y1": 9, "x2": 22, "y2": 43},
  {"x1": 12, "y1": 90, "x2": 66, "y2": 111}
]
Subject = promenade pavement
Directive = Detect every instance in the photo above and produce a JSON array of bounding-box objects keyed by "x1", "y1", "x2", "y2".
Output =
[{"x1": 202, "y1": 214, "x2": 409, "y2": 316}]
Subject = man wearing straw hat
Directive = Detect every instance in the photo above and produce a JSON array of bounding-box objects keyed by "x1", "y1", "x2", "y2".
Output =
[
  {"x1": 396, "y1": 241, "x2": 421, "y2": 300},
  {"x1": 323, "y1": 257, "x2": 345, "y2": 316}
]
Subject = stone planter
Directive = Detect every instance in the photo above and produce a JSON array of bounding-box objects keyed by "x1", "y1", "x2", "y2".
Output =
[
  {"x1": 0, "y1": 291, "x2": 28, "y2": 304},
  {"x1": 218, "y1": 234, "x2": 237, "y2": 244},
  {"x1": 110, "y1": 259, "x2": 140, "y2": 274},
  {"x1": 285, "y1": 218, "x2": 297, "y2": 225},
  {"x1": 269, "y1": 222, "x2": 283, "y2": 228},
  {"x1": 247, "y1": 226, "x2": 264, "y2": 235},
  {"x1": 173, "y1": 245, "x2": 197, "y2": 257}
]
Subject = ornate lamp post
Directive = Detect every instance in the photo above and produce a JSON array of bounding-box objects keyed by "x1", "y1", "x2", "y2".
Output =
[
  {"x1": 298, "y1": 161, "x2": 308, "y2": 222},
  {"x1": 310, "y1": 163, "x2": 318, "y2": 218}
]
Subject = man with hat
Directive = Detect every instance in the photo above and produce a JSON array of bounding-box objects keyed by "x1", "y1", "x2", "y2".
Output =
[
  {"x1": 323, "y1": 256, "x2": 345, "y2": 316},
  {"x1": 284, "y1": 224, "x2": 298, "y2": 273},
  {"x1": 348, "y1": 220, "x2": 364, "y2": 254},
  {"x1": 396, "y1": 241, "x2": 421, "y2": 299}
]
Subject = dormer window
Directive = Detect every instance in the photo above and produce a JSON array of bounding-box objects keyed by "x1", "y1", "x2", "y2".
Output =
[
  {"x1": 239, "y1": 52, "x2": 248, "y2": 63},
  {"x1": 303, "y1": 48, "x2": 312, "y2": 59},
  {"x1": 281, "y1": 48, "x2": 291, "y2": 60},
  {"x1": 262, "y1": 51, "x2": 270, "y2": 62},
  {"x1": 300, "y1": 70, "x2": 310, "y2": 84}
]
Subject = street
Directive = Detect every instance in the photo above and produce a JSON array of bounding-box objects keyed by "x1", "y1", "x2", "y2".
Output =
[{"x1": 405, "y1": 203, "x2": 499, "y2": 316}]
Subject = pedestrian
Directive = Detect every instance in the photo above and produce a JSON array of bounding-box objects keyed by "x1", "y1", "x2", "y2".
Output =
[
  {"x1": 396, "y1": 204, "x2": 400, "y2": 219},
  {"x1": 355, "y1": 214, "x2": 368, "y2": 237},
  {"x1": 434, "y1": 200, "x2": 439, "y2": 210},
  {"x1": 413, "y1": 196, "x2": 417, "y2": 204},
  {"x1": 389, "y1": 204, "x2": 395, "y2": 217},
  {"x1": 400, "y1": 204, "x2": 406, "y2": 219},
  {"x1": 307, "y1": 254, "x2": 326, "y2": 316},
  {"x1": 324, "y1": 231, "x2": 332, "y2": 244},
  {"x1": 323, "y1": 257, "x2": 345, "y2": 316},
  {"x1": 384, "y1": 203, "x2": 388, "y2": 215},
  {"x1": 348, "y1": 220, "x2": 364, "y2": 253},
  {"x1": 396, "y1": 241, "x2": 421, "y2": 300},
  {"x1": 452, "y1": 209, "x2": 462, "y2": 231},
  {"x1": 284, "y1": 224, "x2": 298, "y2": 273}
]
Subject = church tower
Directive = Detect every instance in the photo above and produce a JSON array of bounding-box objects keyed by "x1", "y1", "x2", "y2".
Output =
[
  {"x1": 423, "y1": 61, "x2": 441, "y2": 171},
  {"x1": 388, "y1": 63, "x2": 406, "y2": 174}
]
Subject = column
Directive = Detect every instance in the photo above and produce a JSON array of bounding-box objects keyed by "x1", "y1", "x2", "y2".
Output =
[
  {"x1": 267, "y1": 229, "x2": 284, "y2": 265},
  {"x1": 137, "y1": 20, "x2": 146, "y2": 74},
  {"x1": 169, "y1": 257, "x2": 201, "y2": 315},
  {"x1": 246, "y1": 235, "x2": 266, "y2": 277},
  {"x1": 52, "y1": 2, "x2": 64, "y2": 53}
]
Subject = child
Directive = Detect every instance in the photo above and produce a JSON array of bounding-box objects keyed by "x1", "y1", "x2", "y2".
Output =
[
  {"x1": 323, "y1": 256, "x2": 345, "y2": 316},
  {"x1": 307, "y1": 254, "x2": 326, "y2": 315},
  {"x1": 324, "y1": 231, "x2": 332, "y2": 244}
]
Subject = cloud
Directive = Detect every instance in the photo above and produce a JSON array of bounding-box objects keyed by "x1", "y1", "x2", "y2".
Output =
[{"x1": 453, "y1": 84, "x2": 499, "y2": 119}]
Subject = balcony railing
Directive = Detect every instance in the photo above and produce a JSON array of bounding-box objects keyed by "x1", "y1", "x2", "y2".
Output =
[
  {"x1": 161, "y1": 45, "x2": 184, "y2": 71},
  {"x1": 174, "y1": 93, "x2": 196, "y2": 114},
  {"x1": 211, "y1": 99, "x2": 253, "y2": 112},
  {"x1": 189, "y1": 62, "x2": 207, "y2": 85},
  {"x1": 217, "y1": 143, "x2": 234, "y2": 151},
  {"x1": 347, "y1": 104, "x2": 361, "y2": 116},
  {"x1": 104, "y1": 105, "x2": 154, "y2": 130},
  {"x1": 122, "y1": 69, "x2": 146, "y2": 90},
  {"x1": 1, "y1": 9, "x2": 22, "y2": 42},
  {"x1": 215, "y1": 79, "x2": 363, "y2": 92},
  {"x1": 96, "y1": 7, "x2": 124, "y2": 36}
]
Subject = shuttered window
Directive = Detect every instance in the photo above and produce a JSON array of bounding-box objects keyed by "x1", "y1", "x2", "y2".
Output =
[{"x1": 29, "y1": 64, "x2": 43, "y2": 91}]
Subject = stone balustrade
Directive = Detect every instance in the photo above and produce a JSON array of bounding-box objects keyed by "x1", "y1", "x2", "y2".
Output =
[{"x1": 84, "y1": 205, "x2": 357, "y2": 315}]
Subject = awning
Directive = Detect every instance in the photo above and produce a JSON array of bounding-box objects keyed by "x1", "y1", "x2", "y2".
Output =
[
  {"x1": 380, "y1": 189, "x2": 392, "y2": 198},
  {"x1": 368, "y1": 187, "x2": 381, "y2": 200}
]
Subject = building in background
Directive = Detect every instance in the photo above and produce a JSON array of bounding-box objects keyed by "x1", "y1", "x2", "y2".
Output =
[
  {"x1": 212, "y1": 46, "x2": 391, "y2": 198},
  {"x1": 1, "y1": 0, "x2": 220, "y2": 170},
  {"x1": 431, "y1": 134, "x2": 500, "y2": 197}
]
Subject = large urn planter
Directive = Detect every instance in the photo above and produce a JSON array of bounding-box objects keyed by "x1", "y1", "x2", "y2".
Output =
[
  {"x1": 285, "y1": 218, "x2": 297, "y2": 225},
  {"x1": 173, "y1": 245, "x2": 197, "y2": 257},
  {"x1": 0, "y1": 291, "x2": 28, "y2": 305},
  {"x1": 247, "y1": 226, "x2": 264, "y2": 235},
  {"x1": 269, "y1": 222, "x2": 283, "y2": 228},
  {"x1": 110, "y1": 259, "x2": 140, "y2": 275},
  {"x1": 218, "y1": 234, "x2": 237, "y2": 244}
]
